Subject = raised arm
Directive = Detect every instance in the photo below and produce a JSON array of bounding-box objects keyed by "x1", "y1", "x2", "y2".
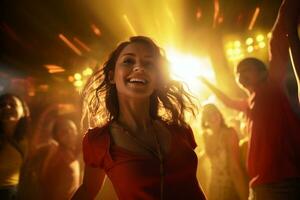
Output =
[
  {"x1": 268, "y1": 0, "x2": 290, "y2": 84},
  {"x1": 32, "y1": 104, "x2": 59, "y2": 152},
  {"x1": 72, "y1": 165, "x2": 106, "y2": 200},
  {"x1": 285, "y1": 0, "x2": 300, "y2": 100},
  {"x1": 200, "y1": 77, "x2": 248, "y2": 112}
]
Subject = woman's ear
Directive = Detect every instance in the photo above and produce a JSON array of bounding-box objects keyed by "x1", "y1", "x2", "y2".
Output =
[{"x1": 108, "y1": 70, "x2": 115, "y2": 84}]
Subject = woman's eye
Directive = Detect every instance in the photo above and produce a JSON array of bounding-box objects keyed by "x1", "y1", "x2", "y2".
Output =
[
  {"x1": 144, "y1": 61, "x2": 154, "y2": 68},
  {"x1": 123, "y1": 58, "x2": 135, "y2": 65}
]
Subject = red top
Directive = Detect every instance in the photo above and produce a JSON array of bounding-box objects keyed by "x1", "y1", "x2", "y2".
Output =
[
  {"x1": 247, "y1": 7, "x2": 300, "y2": 187},
  {"x1": 247, "y1": 82, "x2": 300, "y2": 187},
  {"x1": 82, "y1": 122, "x2": 206, "y2": 200}
]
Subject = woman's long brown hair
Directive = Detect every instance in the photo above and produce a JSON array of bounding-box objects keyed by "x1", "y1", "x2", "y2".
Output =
[{"x1": 81, "y1": 36, "x2": 197, "y2": 131}]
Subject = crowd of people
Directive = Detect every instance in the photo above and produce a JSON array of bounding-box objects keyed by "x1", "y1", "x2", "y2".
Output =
[
  {"x1": 0, "y1": 97, "x2": 82, "y2": 200},
  {"x1": 0, "y1": 0, "x2": 299, "y2": 199}
]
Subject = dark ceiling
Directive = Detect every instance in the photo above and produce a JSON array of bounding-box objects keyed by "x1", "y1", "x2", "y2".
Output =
[{"x1": 1, "y1": 0, "x2": 281, "y2": 83}]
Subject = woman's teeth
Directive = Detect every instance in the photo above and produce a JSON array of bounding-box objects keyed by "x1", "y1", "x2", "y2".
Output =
[{"x1": 128, "y1": 78, "x2": 147, "y2": 84}]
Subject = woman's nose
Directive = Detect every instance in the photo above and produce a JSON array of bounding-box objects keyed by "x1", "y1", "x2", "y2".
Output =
[{"x1": 133, "y1": 64, "x2": 145, "y2": 72}]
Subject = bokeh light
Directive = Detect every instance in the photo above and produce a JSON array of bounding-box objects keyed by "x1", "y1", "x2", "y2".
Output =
[
  {"x1": 256, "y1": 34, "x2": 264, "y2": 42},
  {"x1": 246, "y1": 37, "x2": 254, "y2": 45}
]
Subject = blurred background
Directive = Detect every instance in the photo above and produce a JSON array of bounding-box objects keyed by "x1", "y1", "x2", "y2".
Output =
[
  {"x1": 1, "y1": 0, "x2": 293, "y2": 137},
  {"x1": 0, "y1": 0, "x2": 283, "y2": 101}
]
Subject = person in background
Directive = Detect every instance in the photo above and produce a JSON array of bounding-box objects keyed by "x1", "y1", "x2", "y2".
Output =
[
  {"x1": 18, "y1": 104, "x2": 81, "y2": 200},
  {"x1": 0, "y1": 94, "x2": 30, "y2": 200},
  {"x1": 72, "y1": 36, "x2": 206, "y2": 200},
  {"x1": 201, "y1": 0, "x2": 300, "y2": 199},
  {"x1": 201, "y1": 103, "x2": 248, "y2": 200},
  {"x1": 39, "y1": 118, "x2": 81, "y2": 200}
]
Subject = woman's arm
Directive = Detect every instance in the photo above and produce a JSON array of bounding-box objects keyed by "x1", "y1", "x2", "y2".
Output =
[
  {"x1": 72, "y1": 165, "x2": 106, "y2": 200},
  {"x1": 200, "y1": 77, "x2": 248, "y2": 112},
  {"x1": 226, "y1": 128, "x2": 248, "y2": 200}
]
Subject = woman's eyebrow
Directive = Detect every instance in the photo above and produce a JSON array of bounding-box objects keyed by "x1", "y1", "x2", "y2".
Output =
[
  {"x1": 121, "y1": 53, "x2": 136, "y2": 57},
  {"x1": 121, "y1": 53, "x2": 153, "y2": 58}
]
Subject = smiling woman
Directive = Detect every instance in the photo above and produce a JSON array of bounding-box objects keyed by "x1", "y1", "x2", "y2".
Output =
[
  {"x1": 81, "y1": 36, "x2": 197, "y2": 128},
  {"x1": 0, "y1": 94, "x2": 30, "y2": 200},
  {"x1": 73, "y1": 36, "x2": 206, "y2": 200}
]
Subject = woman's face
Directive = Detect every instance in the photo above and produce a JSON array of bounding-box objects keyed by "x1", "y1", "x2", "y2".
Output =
[
  {"x1": 0, "y1": 96, "x2": 24, "y2": 123},
  {"x1": 202, "y1": 107, "x2": 222, "y2": 129},
  {"x1": 111, "y1": 42, "x2": 159, "y2": 99}
]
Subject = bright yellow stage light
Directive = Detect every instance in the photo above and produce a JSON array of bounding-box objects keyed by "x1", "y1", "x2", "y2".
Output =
[
  {"x1": 247, "y1": 46, "x2": 254, "y2": 53},
  {"x1": 258, "y1": 41, "x2": 266, "y2": 48},
  {"x1": 74, "y1": 73, "x2": 82, "y2": 80},
  {"x1": 226, "y1": 42, "x2": 233, "y2": 48},
  {"x1": 246, "y1": 37, "x2": 254, "y2": 45},
  {"x1": 256, "y1": 34, "x2": 264, "y2": 42},
  {"x1": 74, "y1": 80, "x2": 83, "y2": 87},
  {"x1": 83, "y1": 67, "x2": 93, "y2": 76},
  {"x1": 234, "y1": 40, "x2": 241, "y2": 47},
  {"x1": 166, "y1": 48, "x2": 215, "y2": 94},
  {"x1": 226, "y1": 48, "x2": 234, "y2": 56},
  {"x1": 234, "y1": 48, "x2": 241, "y2": 55}
]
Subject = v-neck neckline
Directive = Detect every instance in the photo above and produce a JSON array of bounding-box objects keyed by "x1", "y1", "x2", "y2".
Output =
[{"x1": 108, "y1": 121, "x2": 175, "y2": 160}]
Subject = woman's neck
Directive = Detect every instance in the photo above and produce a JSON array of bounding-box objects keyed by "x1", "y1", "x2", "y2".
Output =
[{"x1": 117, "y1": 97, "x2": 152, "y2": 133}]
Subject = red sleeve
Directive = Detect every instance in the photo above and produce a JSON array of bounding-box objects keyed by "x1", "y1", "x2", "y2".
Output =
[
  {"x1": 82, "y1": 126, "x2": 109, "y2": 168},
  {"x1": 184, "y1": 126, "x2": 197, "y2": 150}
]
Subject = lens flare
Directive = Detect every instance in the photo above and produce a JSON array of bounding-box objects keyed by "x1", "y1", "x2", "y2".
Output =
[{"x1": 166, "y1": 48, "x2": 215, "y2": 95}]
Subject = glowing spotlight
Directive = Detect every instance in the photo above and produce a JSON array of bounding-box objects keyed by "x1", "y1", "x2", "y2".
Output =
[
  {"x1": 74, "y1": 80, "x2": 83, "y2": 87},
  {"x1": 83, "y1": 68, "x2": 93, "y2": 76},
  {"x1": 226, "y1": 42, "x2": 233, "y2": 48},
  {"x1": 226, "y1": 48, "x2": 234, "y2": 56},
  {"x1": 68, "y1": 76, "x2": 75, "y2": 82},
  {"x1": 166, "y1": 48, "x2": 215, "y2": 94},
  {"x1": 258, "y1": 41, "x2": 266, "y2": 48},
  {"x1": 247, "y1": 46, "x2": 254, "y2": 53},
  {"x1": 256, "y1": 34, "x2": 264, "y2": 42},
  {"x1": 74, "y1": 73, "x2": 82, "y2": 80},
  {"x1": 234, "y1": 40, "x2": 241, "y2": 47},
  {"x1": 246, "y1": 37, "x2": 254, "y2": 45},
  {"x1": 234, "y1": 48, "x2": 241, "y2": 55}
]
